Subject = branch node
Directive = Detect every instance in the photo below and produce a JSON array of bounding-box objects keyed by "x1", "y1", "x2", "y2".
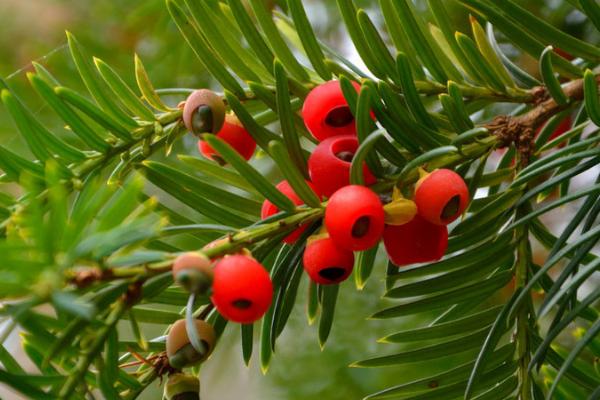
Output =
[
  {"x1": 71, "y1": 268, "x2": 113, "y2": 289},
  {"x1": 123, "y1": 281, "x2": 143, "y2": 306},
  {"x1": 487, "y1": 115, "x2": 535, "y2": 165},
  {"x1": 531, "y1": 86, "x2": 548, "y2": 105}
]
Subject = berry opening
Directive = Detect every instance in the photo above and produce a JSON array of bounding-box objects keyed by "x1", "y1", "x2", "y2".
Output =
[
  {"x1": 232, "y1": 299, "x2": 253, "y2": 309},
  {"x1": 171, "y1": 342, "x2": 210, "y2": 367},
  {"x1": 441, "y1": 195, "x2": 461, "y2": 221},
  {"x1": 325, "y1": 106, "x2": 354, "y2": 127},
  {"x1": 200, "y1": 340, "x2": 209, "y2": 352},
  {"x1": 335, "y1": 150, "x2": 355, "y2": 162},
  {"x1": 318, "y1": 267, "x2": 347, "y2": 281},
  {"x1": 177, "y1": 273, "x2": 190, "y2": 285},
  {"x1": 175, "y1": 270, "x2": 212, "y2": 294},
  {"x1": 351, "y1": 216, "x2": 371, "y2": 238},
  {"x1": 192, "y1": 105, "x2": 213, "y2": 133},
  {"x1": 190, "y1": 339, "x2": 210, "y2": 357}
]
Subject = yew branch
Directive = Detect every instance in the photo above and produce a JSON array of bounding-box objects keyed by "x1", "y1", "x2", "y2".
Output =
[{"x1": 484, "y1": 74, "x2": 600, "y2": 163}]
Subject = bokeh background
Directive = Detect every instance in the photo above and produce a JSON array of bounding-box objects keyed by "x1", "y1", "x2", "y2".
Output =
[{"x1": 0, "y1": 1, "x2": 596, "y2": 399}]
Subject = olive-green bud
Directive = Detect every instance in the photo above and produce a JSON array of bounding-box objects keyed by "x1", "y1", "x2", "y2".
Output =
[
  {"x1": 183, "y1": 89, "x2": 226, "y2": 136},
  {"x1": 164, "y1": 373, "x2": 200, "y2": 400},
  {"x1": 172, "y1": 252, "x2": 213, "y2": 295},
  {"x1": 166, "y1": 319, "x2": 216, "y2": 369}
]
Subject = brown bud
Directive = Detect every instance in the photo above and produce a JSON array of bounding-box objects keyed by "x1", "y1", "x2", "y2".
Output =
[
  {"x1": 183, "y1": 89, "x2": 226, "y2": 135},
  {"x1": 166, "y1": 320, "x2": 216, "y2": 369},
  {"x1": 164, "y1": 373, "x2": 200, "y2": 400},
  {"x1": 172, "y1": 252, "x2": 213, "y2": 294}
]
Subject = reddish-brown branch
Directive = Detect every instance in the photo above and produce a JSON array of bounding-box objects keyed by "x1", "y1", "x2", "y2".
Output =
[
  {"x1": 484, "y1": 75, "x2": 600, "y2": 164},
  {"x1": 69, "y1": 268, "x2": 115, "y2": 288}
]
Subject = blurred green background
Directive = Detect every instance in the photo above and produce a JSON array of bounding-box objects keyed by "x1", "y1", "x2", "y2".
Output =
[{"x1": 0, "y1": 1, "x2": 594, "y2": 399}]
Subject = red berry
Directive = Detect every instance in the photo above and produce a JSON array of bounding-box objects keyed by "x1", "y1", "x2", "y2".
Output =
[
  {"x1": 303, "y1": 237, "x2": 354, "y2": 284},
  {"x1": 383, "y1": 215, "x2": 448, "y2": 266},
  {"x1": 536, "y1": 115, "x2": 571, "y2": 148},
  {"x1": 554, "y1": 47, "x2": 574, "y2": 61},
  {"x1": 211, "y1": 255, "x2": 273, "y2": 323},
  {"x1": 302, "y1": 80, "x2": 361, "y2": 141},
  {"x1": 325, "y1": 185, "x2": 385, "y2": 251},
  {"x1": 261, "y1": 180, "x2": 320, "y2": 244},
  {"x1": 308, "y1": 135, "x2": 376, "y2": 198},
  {"x1": 414, "y1": 169, "x2": 469, "y2": 225},
  {"x1": 198, "y1": 114, "x2": 256, "y2": 162},
  {"x1": 549, "y1": 116, "x2": 572, "y2": 141}
]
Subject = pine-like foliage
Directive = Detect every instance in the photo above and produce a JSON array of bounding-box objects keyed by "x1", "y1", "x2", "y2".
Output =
[{"x1": 0, "y1": 0, "x2": 599, "y2": 399}]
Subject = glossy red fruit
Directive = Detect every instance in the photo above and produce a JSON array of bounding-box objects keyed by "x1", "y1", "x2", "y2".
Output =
[
  {"x1": 308, "y1": 135, "x2": 376, "y2": 198},
  {"x1": 325, "y1": 185, "x2": 385, "y2": 251},
  {"x1": 383, "y1": 215, "x2": 448, "y2": 266},
  {"x1": 211, "y1": 255, "x2": 273, "y2": 324},
  {"x1": 302, "y1": 80, "x2": 361, "y2": 141},
  {"x1": 414, "y1": 169, "x2": 469, "y2": 226},
  {"x1": 199, "y1": 114, "x2": 256, "y2": 162},
  {"x1": 261, "y1": 180, "x2": 320, "y2": 244},
  {"x1": 303, "y1": 237, "x2": 355, "y2": 284}
]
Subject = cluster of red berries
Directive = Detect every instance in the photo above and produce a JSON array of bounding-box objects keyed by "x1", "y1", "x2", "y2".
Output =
[
  {"x1": 263, "y1": 170, "x2": 468, "y2": 285},
  {"x1": 176, "y1": 81, "x2": 470, "y2": 323},
  {"x1": 263, "y1": 81, "x2": 470, "y2": 285},
  {"x1": 384, "y1": 168, "x2": 468, "y2": 265}
]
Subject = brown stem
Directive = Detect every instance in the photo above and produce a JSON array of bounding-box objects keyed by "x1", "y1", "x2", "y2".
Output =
[{"x1": 484, "y1": 75, "x2": 600, "y2": 164}]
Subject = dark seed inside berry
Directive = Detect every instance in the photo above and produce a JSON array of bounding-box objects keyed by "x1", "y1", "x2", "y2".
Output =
[
  {"x1": 335, "y1": 151, "x2": 355, "y2": 162},
  {"x1": 325, "y1": 106, "x2": 354, "y2": 127},
  {"x1": 441, "y1": 195, "x2": 461, "y2": 221},
  {"x1": 200, "y1": 339, "x2": 209, "y2": 352},
  {"x1": 171, "y1": 341, "x2": 210, "y2": 368},
  {"x1": 176, "y1": 270, "x2": 212, "y2": 294},
  {"x1": 319, "y1": 267, "x2": 346, "y2": 281},
  {"x1": 232, "y1": 299, "x2": 253, "y2": 309},
  {"x1": 351, "y1": 216, "x2": 371, "y2": 238},
  {"x1": 192, "y1": 105, "x2": 214, "y2": 134},
  {"x1": 177, "y1": 272, "x2": 191, "y2": 285}
]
